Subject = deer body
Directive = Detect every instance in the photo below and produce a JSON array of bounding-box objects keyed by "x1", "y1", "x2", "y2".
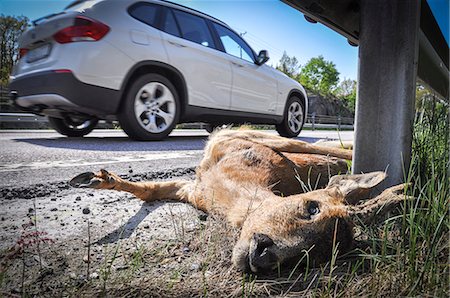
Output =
[{"x1": 70, "y1": 129, "x2": 406, "y2": 273}]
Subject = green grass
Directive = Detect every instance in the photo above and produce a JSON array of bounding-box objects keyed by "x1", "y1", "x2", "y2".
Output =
[{"x1": 401, "y1": 102, "x2": 449, "y2": 295}]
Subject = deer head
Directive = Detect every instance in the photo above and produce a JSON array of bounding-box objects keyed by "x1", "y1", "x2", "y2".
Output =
[{"x1": 232, "y1": 172, "x2": 408, "y2": 273}]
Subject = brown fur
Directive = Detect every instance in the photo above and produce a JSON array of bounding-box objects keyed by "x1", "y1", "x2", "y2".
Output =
[{"x1": 70, "y1": 129, "x2": 407, "y2": 273}]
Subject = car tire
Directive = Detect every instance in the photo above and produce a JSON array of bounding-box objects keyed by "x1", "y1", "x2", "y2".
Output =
[
  {"x1": 48, "y1": 116, "x2": 98, "y2": 137},
  {"x1": 276, "y1": 96, "x2": 305, "y2": 138},
  {"x1": 118, "y1": 74, "x2": 180, "y2": 141}
]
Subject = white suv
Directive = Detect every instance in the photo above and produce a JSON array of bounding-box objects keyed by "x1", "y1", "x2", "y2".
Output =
[{"x1": 10, "y1": 0, "x2": 308, "y2": 140}]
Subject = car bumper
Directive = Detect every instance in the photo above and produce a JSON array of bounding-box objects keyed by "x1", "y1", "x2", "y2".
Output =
[{"x1": 9, "y1": 71, "x2": 121, "y2": 116}]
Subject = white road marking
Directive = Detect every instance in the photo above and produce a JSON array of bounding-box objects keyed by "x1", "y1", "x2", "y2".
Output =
[{"x1": 0, "y1": 151, "x2": 202, "y2": 172}]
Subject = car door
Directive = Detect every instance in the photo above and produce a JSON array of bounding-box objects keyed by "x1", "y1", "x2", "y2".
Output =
[
  {"x1": 211, "y1": 23, "x2": 278, "y2": 114},
  {"x1": 161, "y1": 8, "x2": 232, "y2": 110}
]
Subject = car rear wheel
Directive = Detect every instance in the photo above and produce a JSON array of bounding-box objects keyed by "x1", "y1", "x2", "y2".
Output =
[
  {"x1": 48, "y1": 116, "x2": 98, "y2": 137},
  {"x1": 276, "y1": 96, "x2": 305, "y2": 138},
  {"x1": 118, "y1": 74, "x2": 180, "y2": 141}
]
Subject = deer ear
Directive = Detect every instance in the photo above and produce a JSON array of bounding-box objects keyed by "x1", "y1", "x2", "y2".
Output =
[
  {"x1": 347, "y1": 184, "x2": 411, "y2": 224},
  {"x1": 326, "y1": 171, "x2": 387, "y2": 205}
]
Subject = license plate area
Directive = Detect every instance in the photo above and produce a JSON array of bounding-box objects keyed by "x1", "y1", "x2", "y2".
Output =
[{"x1": 26, "y1": 43, "x2": 52, "y2": 63}]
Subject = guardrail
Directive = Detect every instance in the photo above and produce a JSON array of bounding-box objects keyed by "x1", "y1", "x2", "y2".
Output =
[
  {"x1": 0, "y1": 112, "x2": 354, "y2": 130},
  {"x1": 0, "y1": 113, "x2": 46, "y2": 123}
]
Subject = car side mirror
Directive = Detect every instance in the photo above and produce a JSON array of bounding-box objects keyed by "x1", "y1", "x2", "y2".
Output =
[{"x1": 256, "y1": 50, "x2": 269, "y2": 65}]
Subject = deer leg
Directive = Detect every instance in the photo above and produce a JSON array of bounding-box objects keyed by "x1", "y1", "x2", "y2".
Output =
[
  {"x1": 214, "y1": 130, "x2": 352, "y2": 160},
  {"x1": 251, "y1": 137, "x2": 352, "y2": 160},
  {"x1": 70, "y1": 169, "x2": 193, "y2": 203}
]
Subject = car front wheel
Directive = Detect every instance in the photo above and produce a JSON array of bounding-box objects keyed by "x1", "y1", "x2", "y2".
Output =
[
  {"x1": 118, "y1": 74, "x2": 180, "y2": 141},
  {"x1": 276, "y1": 96, "x2": 305, "y2": 138},
  {"x1": 48, "y1": 116, "x2": 98, "y2": 137}
]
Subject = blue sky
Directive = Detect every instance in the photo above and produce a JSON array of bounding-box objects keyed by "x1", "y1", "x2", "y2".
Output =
[{"x1": 1, "y1": 0, "x2": 448, "y2": 81}]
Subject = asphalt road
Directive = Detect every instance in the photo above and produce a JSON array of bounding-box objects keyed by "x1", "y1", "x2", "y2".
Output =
[{"x1": 0, "y1": 129, "x2": 354, "y2": 188}]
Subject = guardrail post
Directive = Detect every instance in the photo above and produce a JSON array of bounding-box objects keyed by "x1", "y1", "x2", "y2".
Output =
[
  {"x1": 311, "y1": 112, "x2": 316, "y2": 131},
  {"x1": 338, "y1": 116, "x2": 341, "y2": 130}
]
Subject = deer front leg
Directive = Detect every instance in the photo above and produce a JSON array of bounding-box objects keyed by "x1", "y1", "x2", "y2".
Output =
[{"x1": 70, "y1": 169, "x2": 193, "y2": 203}]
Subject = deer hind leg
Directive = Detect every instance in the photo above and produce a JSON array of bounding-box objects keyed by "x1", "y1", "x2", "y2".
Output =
[
  {"x1": 70, "y1": 169, "x2": 193, "y2": 203},
  {"x1": 212, "y1": 129, "x2": 353, "y2": 160}
]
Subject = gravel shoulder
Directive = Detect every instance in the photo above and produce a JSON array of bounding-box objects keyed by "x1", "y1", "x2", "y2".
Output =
[{"x1": 1, "y1": 168, "x2": 240, "y2": 297}]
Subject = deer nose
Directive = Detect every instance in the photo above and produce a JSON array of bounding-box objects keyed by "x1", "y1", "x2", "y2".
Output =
[{"x1": 250, "y1": 233, "x2": 277, "y2": 273}]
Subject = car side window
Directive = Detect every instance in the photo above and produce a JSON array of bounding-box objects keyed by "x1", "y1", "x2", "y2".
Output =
[
  {"x1": 128, "y1": 3, "x2": 160, "y2": 27},
  {"x1": 172, "y1": 9, "x2": 215, "y2": 48},
  {"x1": 212, "y1": 23, "x2": 254, "y2": 63},
  {"x1": 163, "y1": 9, "x2": 181, "y2": 37}
]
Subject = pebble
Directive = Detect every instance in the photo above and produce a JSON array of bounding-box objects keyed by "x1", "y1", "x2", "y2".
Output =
[
  {"x1": 89, "y1": 272, "x2": 99, "y2": 279},
  {"x1": 50, "y1": 208, "x2": 58, "y2": 212},
  {"x1": 50, "y1": 198, "x2": 57, "y2": 201},
  {"x1": 76, "y1": 196, "x2": 81, "y2": 201},
  {"x1": 116, "y1": 265, "x2": 129, "y2": 271},
  {"x1": 82, "y1": 207, "x2": 90, "y2": 214},
  {"x1": 190, "y1": 263, "x2": 201, "y2": 271},
  {"x1": 198, "y1": 213, "x2": 208, "y2": 221},
  {"x1": 182, "y1": 246, "x2": 190, "y2": 254}
]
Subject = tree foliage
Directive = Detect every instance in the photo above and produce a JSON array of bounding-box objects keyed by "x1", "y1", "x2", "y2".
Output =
[
  {"x1": 298, "y1": 55, "x2": 340, "y2": 95},
  {"x1": 335, "y1": 78, "x2": 357, "y2": 111},
  {"x1": 0, "y1": 15, "x2": 29, "y2": 86},
  {"x1": 276, "y1": 51, "x2": 300, "y2": 79}
]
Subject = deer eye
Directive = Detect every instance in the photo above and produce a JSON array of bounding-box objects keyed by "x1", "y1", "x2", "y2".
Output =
[{"x1": 307, "y1": 201, "x2": 320, "y2": 216}]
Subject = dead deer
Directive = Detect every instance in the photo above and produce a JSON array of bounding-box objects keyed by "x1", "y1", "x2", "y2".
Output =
[{"x1": 70, "y1": 129, "x2": 407, "y2": 273}]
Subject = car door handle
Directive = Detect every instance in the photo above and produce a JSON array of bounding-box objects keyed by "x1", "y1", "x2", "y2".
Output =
[
  {"x1": 231, "y1": 61, "x2": 244, "y2": 68},
  {"x1": 168, "y1": 40, "x2": 187, "y2": 48}
]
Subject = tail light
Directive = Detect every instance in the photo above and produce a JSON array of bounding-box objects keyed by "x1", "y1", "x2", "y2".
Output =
[
  {"x1": 19, "y1": 48, "x2": 29, "y2": 59},
  {"x1": 53, "y1": 16, "x2": 109, "y2": 44}
]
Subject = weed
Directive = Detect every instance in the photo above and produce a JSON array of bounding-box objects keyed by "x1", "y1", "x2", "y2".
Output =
[{"x1": 99, "y1": 224, "x2": 126, "y2": 296}]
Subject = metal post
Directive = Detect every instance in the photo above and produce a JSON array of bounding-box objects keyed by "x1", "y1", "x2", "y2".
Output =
[
  {"x1": 353, "y1": 0, "x2": 421, "y2": 189},
  {"x1": 311, "y1": 112, "x2": 315, "y2": 131}
]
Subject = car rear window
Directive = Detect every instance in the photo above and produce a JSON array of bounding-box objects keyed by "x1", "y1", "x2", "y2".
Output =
[
  {"x1": 129, "y1": 3, "x2": 161, "y2": 27},
  {"x1": 163, "y1": 9, "x2": 181, "y2": 37},
  {"x1": 172, "y1": 9, "x2": 215, "y2": 48}
]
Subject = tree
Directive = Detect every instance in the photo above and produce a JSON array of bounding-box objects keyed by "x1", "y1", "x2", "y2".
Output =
[
  {"x1": 0, "y1": 15, "x2": 29, "y2": 86},
  {"x1": 335, "y1": 78, "x2": 357, "y2": 111},
  {"x1": 276, "y1": 51, "x2": 300, "y2": 79},
  {"x1": 298, "y1": 55, "x2": 339, "y2": 95}
]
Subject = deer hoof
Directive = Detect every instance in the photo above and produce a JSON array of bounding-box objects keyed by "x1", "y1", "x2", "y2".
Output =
[{"x1": 70, "y1": 172, "x2": 102, "y2": 188}]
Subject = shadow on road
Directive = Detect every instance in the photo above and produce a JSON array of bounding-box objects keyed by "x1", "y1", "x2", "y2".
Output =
[
  {"x1": 94, "y1": 201, "x2": 160, "y2": 245},
  {"x1": 13, "y1": 135, "x2": 209, "y2": 151},
  {"x1": 13, "y1": 135, "x2": 325, "y2": 152}
]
